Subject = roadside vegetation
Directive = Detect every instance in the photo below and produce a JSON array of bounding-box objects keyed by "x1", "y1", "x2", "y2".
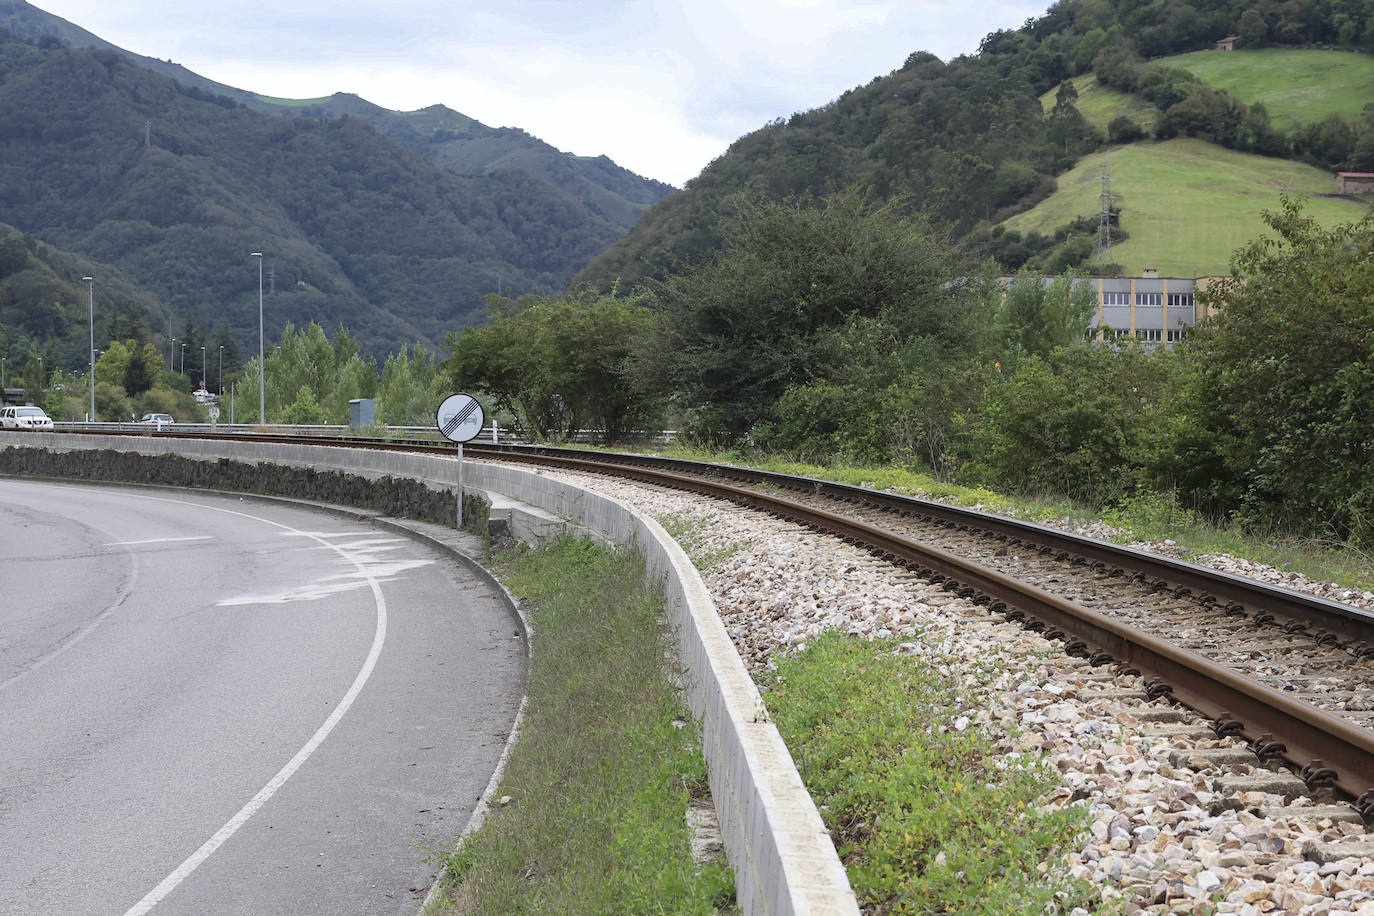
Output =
[
  {"x1": 445, "y1": 193, "x2": 1374, "y2": 561},
  {"x1": 763, "y1": 632, "x2": 1096, "y2": 914},
  {"x1": 424, "y1": 537, "x2": 734, "y2": 916}
]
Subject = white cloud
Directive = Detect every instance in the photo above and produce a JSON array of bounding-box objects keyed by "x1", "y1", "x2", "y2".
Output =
[{"x1": 29, "y1": 0, "x2": 1050, "y2": 186}]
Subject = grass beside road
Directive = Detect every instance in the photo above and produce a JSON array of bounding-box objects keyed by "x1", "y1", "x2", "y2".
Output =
[
  {"x1": 424, "y1": 537, "x2": 734, "y2": 916},
  {"x1": 762, "y1": 632, "x2": 1095, "y2": 914}
]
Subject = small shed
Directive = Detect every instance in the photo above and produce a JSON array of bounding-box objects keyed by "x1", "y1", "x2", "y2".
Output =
[
  {"x1": 1215, "y1": 35, "x2": 1239, "y2": 50},
  {"x1": 1336, "y1": 172, "x2": 1374, "y2": 195}
]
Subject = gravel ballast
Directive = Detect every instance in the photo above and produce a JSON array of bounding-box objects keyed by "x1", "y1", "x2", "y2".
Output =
[{"x1": 504, "y1": 464, "x2": 1374, "y2": 916}]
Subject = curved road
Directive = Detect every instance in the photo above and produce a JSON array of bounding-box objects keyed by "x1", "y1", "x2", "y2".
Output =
[{"x1": 0, "y1": 479, "x2": 526, "y2": 916}]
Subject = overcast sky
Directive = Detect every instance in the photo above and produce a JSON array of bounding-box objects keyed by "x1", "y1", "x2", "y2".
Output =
[{"x1": 30, "y1": 0, "x2": 1050, "y2": 187}]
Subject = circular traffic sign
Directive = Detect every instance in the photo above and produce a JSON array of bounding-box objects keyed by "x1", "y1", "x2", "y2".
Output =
[{"x1": 436, "y1": 393, "x2": 485, "y2": 443}]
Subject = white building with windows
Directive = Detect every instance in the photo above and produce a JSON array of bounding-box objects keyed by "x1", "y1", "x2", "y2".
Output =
[{"x1": 1004, "y1": 270, "x2": 1222, "y2": 347}]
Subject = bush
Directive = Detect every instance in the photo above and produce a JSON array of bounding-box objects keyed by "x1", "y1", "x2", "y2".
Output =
[
  {"x1": 959, "y1": 344, "x2": 1174, "y2": 506},
  {"x1": 1107, "y1": 115, "x2": 1145, "y2": 145}
]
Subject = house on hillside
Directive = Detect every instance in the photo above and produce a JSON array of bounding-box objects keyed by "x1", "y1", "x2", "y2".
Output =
[
  {"x1": 1001, "y1": 272, "x2": 1223, "y2": 348},
  {"x1": 1215, "y1": 36, "x2": 1239, "y2": 51},
  {"x1": 1336, "y1": 172, "x2": 1374, "y2": 195}
]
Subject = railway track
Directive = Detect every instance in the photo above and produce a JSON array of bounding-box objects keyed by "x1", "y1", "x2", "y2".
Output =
[{"x1": 50, "y1": 429, "x2": 1374, "y2": 817}]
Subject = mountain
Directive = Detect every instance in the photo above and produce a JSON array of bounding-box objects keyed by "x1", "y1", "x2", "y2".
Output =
[
  {"x1": 0, "y1": 32, "x2": 629, "y2": 356},
  {"x1": 574, "y1": 0, "x2": 1374, "y2": 292},
  {"x1": 260, "y1": 94, "x2": 674, "y2": 236},
  {"x1": 0, "y1": 1, "x2": 674, "y2": 236},
  {"x1": 0, "y1": 0, "x2": 675, "y2": 361}
]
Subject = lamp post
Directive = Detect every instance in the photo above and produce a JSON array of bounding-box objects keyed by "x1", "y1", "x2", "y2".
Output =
[
  {"x1": 251, "y1": 252, "x2": 264, "y2": 424},
  {"x1": 180, "y1": 343, "x2": 186, "y2": 374},
  {"x1": 36, "y1": 356, "x2": 43, "y2": 400},
  {"x1": 2, "y1": 357, "x2": 6, "y2": 394},
  {"x1": 82, "y1": 276, "x2": 94, "y2": 420},
  {"x1": 218, "y1": 346, "x2": 224, "y2": 395},
  {"x1": 200, "y1": 346, "x2": 206, "y2": 389},
  {"x1": 169, "y1": 336, "x2": 176, "y2": 372}
]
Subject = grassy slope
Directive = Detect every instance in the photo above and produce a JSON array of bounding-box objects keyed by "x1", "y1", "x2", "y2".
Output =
[
  {"x1": 999, "y1": 138, "x2": 1369, "y2": 276},
  {"x1": 1040, "y1": 49, "x2": 1374, "y2": 134},
  {"x1": 1039, "y1": 74, "x2": 1158, "y2": 133},
  {"x1": 1160, "y1": 48, "x2": 1374, "y2": 130}
]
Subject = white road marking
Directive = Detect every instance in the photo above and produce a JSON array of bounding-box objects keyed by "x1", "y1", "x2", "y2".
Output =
[
  {"x1": 105, "y1": 535, "x2": 215, "y2": 546},
  {"x1": 2, "y1": 483, "x2": 407, "y2": 914},
  {"x1": 16, "y1": 489, "x2": 399, "y2": 916}
]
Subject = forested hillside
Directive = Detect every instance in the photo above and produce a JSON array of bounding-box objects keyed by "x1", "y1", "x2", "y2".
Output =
[
  {"x1": 262, "y1": 93, "x2": 674, "y2": 236},
  {"x1": 576, "y1": 0, "x2": 1374, "y2": 290},
  {"x1": 0, "y1": 31, "x2": 626, "y2": 356},
  {"x1": 0, "y1": 1, "x2": 674, "y2": 236}
]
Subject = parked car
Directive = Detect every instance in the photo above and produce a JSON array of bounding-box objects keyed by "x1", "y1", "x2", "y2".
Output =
[
  {"x1": 0, "y1": 405, "x2": 55, "y2": 430},
  {"x1": 139, "y1": 413, "x2": 174, "y2": 426}
]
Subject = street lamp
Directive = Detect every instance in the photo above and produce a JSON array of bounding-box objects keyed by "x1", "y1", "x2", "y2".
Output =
[
  {"x1": 251, "y1": 252, "x2": 264, "y2": 424},
  {"x1": 218, "y1": 346, "x2": 224, "y2": 396},
  {"x1": 36, "y1": 356, "x2": 43, "y2": 399},
  {"x1": 82, "y1": 276, "x2": 94, "y2": 420},
  {"x1": 180, "y1": 343, "x2": 186, "y2": 374},
  {"x1": 200, "y1": 346, "x2": 206, "y2": 389},
  {"x1": 169, "y1": 336, "x2": 176, "y2": 372}
]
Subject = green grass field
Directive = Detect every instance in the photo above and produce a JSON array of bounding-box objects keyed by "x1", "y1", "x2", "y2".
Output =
[
  {"x1": 1039, "y1": 74, "x2": 1158, "y2": 133},
  {"x1": 999, "y1": 137, "x2": 1369, "y2": 276},
  {"x1": 1158, "y1": 48, "x2": 1374, "y2": 130},
  {"x1": 1040, "y1": 48, "x2": 1373, "y2": 135}
]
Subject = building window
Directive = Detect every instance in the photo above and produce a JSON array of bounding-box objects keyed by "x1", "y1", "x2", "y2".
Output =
[
  {"x1": 1167, "y1": 328, "x2": 1188, "y2": 342},
  {"x1": 1167, "y1": 293, "x2": 1193, "y2": 308},
  {"x1": 1136, "y1": 329, "x2": 1162, "y2": 342},
  {"x1": 1102, "y1": 292, "x2": 1129, "y2": 305},
  {"x1": 1136, "y1": 292, "x2": 1162, "y2": 306}
]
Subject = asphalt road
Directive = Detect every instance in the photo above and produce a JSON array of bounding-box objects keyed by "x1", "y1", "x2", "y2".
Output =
[{"x1": 0, "y1": 479, "x2": 526, "y2": 916}]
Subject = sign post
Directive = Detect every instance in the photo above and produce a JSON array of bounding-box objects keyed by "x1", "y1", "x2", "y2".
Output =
[{"x1": 436, "y1": 393, "x2": 485, "y2": 528}]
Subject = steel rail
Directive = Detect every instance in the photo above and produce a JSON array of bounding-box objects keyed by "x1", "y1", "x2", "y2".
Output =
[
  {"x1": 461, "y1": 442, "x2": 1374, "y2": 649},
  {"x1": 47, "y1": 428, "x2": 1374, "y2": 808}
]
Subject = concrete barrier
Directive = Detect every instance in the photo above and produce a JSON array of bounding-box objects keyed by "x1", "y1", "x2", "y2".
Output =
[{"x1": 0, "y1": 432, "x2": 858, "y2": 915}]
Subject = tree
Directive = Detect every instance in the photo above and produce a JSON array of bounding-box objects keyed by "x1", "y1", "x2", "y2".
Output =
[
  {"x1": 377, "y1": 344, "x2": 443, "y2": 427},
  {"x1": 1238, "y1": 8, "x2": 1268, "y2": 47},
  {"x1": 124, "y1": 342, "x2": 162, "y2": 396},
  {"x1": 959, "y1": 343, "x2": 1173, "y2": 504},
  {"x1": 1107, "y1": 115, "x2": 1145, "y2": 145},
  {"x1": 1180, "y1": 200, "x2": 1374, "y2": 542},
  {"x1": 997, "y1": 272, "x2": 1098, "y2": 361},
  {"x1": 443, "y1": 290, "x2": 659, "y2": 443},
  {"x1": 1046, "y1": 80, "x2": 1091, "y2": 157},
  {"x1": 643, "y1": 193, "x2": 979, "y2": 440}
]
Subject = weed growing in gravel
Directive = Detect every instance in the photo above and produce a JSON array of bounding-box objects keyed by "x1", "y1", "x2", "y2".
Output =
[
  {"x1": 659, "y1": 512, "x2": 755, "y2": 570},
  {"x1": 431, "y1": 537, "x2": 734, "y2": 915},
  {"x1": 762, "y1": 631, "x2": 1095, "y2": 915}
]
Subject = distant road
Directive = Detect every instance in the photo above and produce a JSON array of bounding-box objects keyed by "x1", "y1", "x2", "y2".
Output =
[{"x1": 0, "y1": 480, "x2": 525, "y2": 916}]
